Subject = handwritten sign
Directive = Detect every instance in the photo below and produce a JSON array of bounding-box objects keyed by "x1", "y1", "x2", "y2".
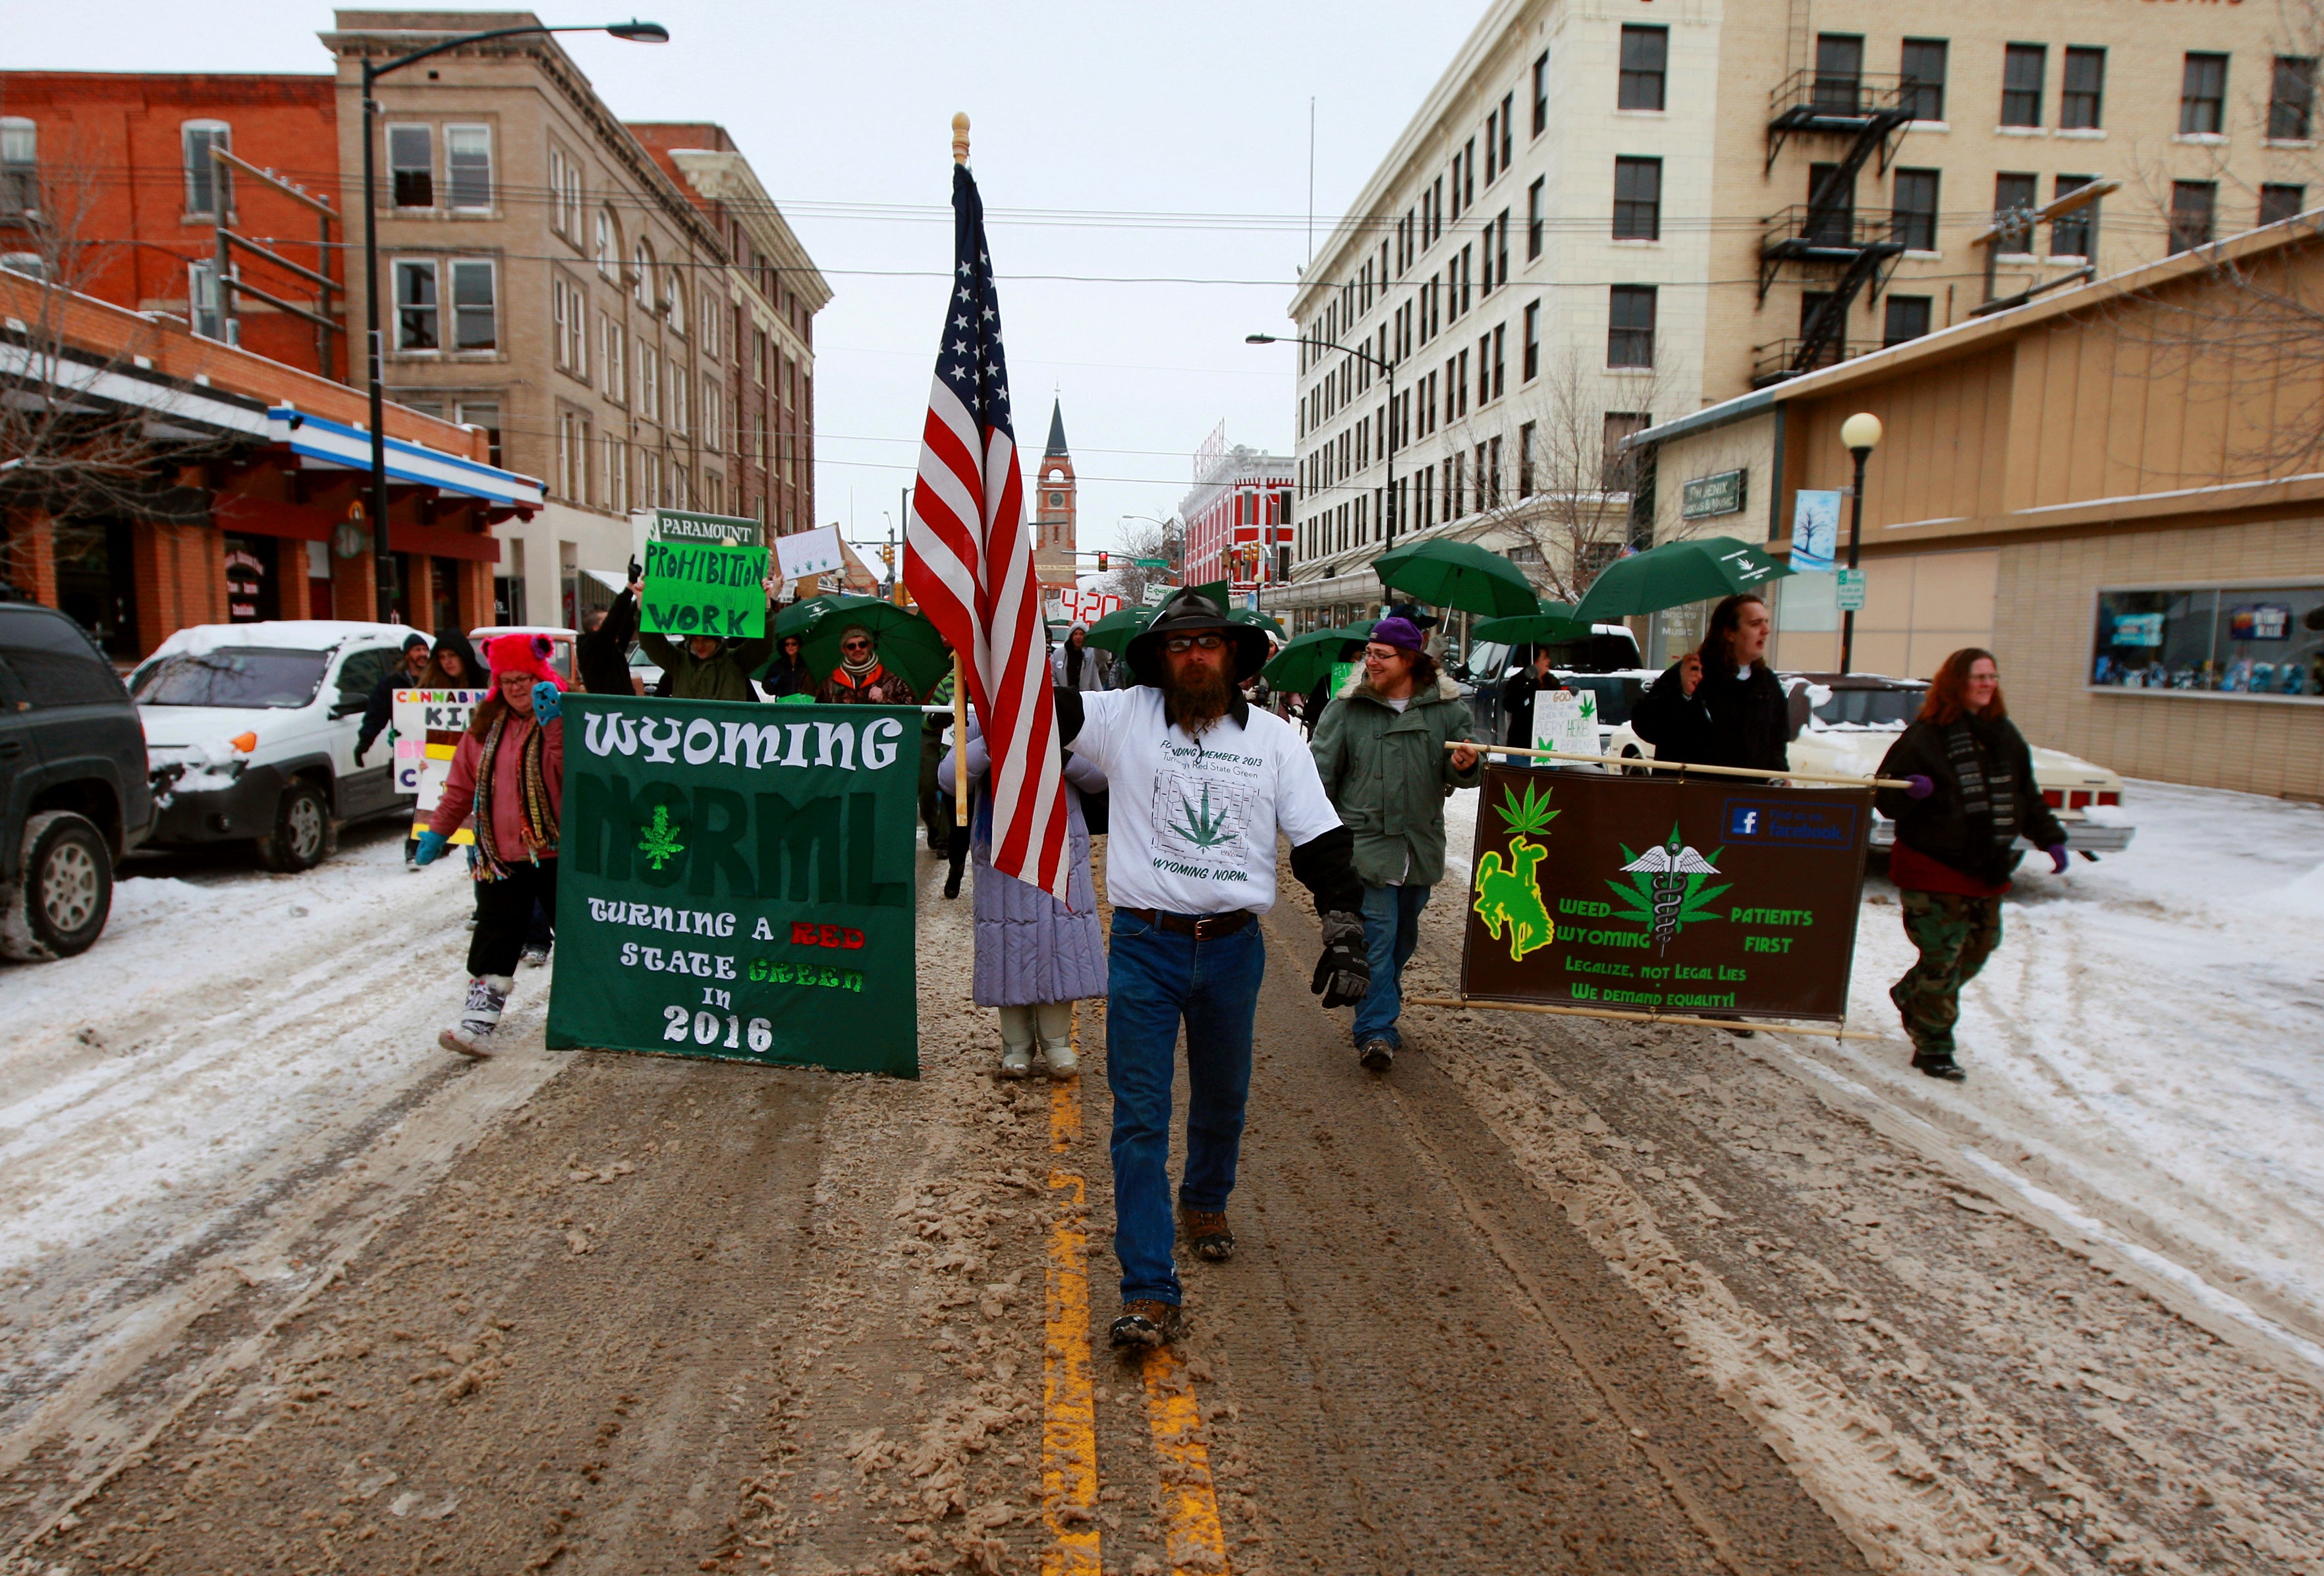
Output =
[
  {"x1": 393, "y1": 688, "x2": 489, "y2": 847},
  {"x1": 641, "y1": 541, "x2": 771, "y2": 639}
]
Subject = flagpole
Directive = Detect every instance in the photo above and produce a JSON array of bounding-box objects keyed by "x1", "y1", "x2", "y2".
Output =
[{"x1": 950, "y1": 112, "x2": 973, "y2": 831}]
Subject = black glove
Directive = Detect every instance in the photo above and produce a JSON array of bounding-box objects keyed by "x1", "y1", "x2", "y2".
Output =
[{"x1": 1311, "y1": 909, "x2": 1370, "y2": 1009}]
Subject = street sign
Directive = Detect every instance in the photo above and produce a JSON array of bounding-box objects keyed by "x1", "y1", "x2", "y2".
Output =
[
  {"x1": 1143, "y1": 583, "x2": 1173, "y2": 606},
  {"x1": 1134, "y1": 557, "x2": 1171, "y2": 569},
  {"x1": 1835, "y1": 568, "x2": 1866, "y2": 612}
]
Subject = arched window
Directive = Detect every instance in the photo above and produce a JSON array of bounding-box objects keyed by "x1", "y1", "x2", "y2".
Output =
[
  {"x1": 665, "y1": 273, "x2": 685, "y2": 335},
  {"x1": 633, "y1": 240, "x2": 653, "y2": 306},
  {"x1": 595, "y1": 209, "x2": 619, "y2": 279}
]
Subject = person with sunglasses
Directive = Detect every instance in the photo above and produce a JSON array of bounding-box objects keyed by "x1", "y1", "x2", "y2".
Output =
[
  {"x1": 1047, "y1": 589, "x2": 1368, "y2": 1351},
  {"x1": 815, "y1": 626, "x2": 918, "y2": 705},
  {"x1": 631, "y1": 568, "x2": 780, "y2": 703},
  {"x1": 1308, "y1": 616, "x2": 1483, "y2": 1073}
]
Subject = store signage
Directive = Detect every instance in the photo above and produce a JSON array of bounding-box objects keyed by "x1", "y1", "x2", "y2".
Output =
[
  {"x1": 548, "y1": 695, "x2": 920, "y2": 1076},
  {"x1": 1460, "y1": 769, "x2": 1873, "y2": 1023},
  {"x1": 1680, "y1": 468, "x2": 1748, "y2": 520},
  {"x1": 641, "y1": 507, "x2": 762, "y2": 548}
]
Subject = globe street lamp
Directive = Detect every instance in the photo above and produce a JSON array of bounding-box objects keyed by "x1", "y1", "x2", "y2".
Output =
[
  {"x1": 1837, "y1": 410, "x2": 1882, "y2": 675},
  {"x1": 358, "y1": 19, "x2": 669, "y2": 624},
  {"x1": 1246, "y1": 331, "x2": 1399, "y2": 560}
]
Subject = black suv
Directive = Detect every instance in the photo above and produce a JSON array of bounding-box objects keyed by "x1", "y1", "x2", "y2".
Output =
[{"x1": 0, "y1": 601, "x2": 155, "y2": 960}]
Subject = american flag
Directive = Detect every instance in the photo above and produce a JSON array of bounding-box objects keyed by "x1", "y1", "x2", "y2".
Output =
[{"x1": 904, "y1": 161, "x2": 1070, "y2": 904}]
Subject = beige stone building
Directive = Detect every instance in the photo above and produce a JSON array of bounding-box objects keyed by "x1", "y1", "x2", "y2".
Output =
[
  {"x1": 321, "y1": 10, "x2": 826, "y2": 630},
  {"x1": 1626, "y1": 218, "x2": 2324, "y2": 801},
  {"x1": 1283, "y1": 0, "x2": 2320, "y2": 626}
]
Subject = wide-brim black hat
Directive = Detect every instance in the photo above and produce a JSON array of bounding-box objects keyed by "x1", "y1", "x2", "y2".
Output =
[{"x1": 1124, "y1": 590, "x2": 1273, "y2": 686}]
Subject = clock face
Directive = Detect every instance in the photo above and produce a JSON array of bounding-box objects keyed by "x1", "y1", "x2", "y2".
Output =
[{"x1": 1048, "y1": 492, "x2": 1064, "y2": 508}]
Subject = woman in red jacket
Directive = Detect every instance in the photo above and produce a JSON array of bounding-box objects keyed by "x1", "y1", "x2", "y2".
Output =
[{"x1": 415, "y1": 634, "x2": 565, "y2": 1056}]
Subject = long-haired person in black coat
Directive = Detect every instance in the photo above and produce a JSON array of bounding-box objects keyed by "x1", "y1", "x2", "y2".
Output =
[{"x1": 1630, "y1": 592, "x2": 1790, "y2": 771}]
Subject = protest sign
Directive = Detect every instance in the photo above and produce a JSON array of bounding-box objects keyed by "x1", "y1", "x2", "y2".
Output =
[
  {"x1": 393, "y1": 688, "x2": 489, "y2": 846},
  {"x1": 1530, "y1": 688, "x2": 1597, "y2": 759},
  {"x1": 547, "y1": 694, "x2": 921, "y2": 1076},
  {"x1": 775, "y1": 524, "x2": 846, "y2": 583},
  {"x1": 1460, "y1": 767, "x2": 1871, "y2": 1022},
  {"x1": 640, "y1": 540, "x2": 771, "y2": 640}
]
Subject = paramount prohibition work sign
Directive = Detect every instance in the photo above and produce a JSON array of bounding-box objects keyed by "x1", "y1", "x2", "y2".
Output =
[
  {"x1": 1461, "y1": 767, "x2": 1873, "y2": 1022},
  {"x1": 547, "y1": 694, "x2": 921, "y2": 1076}
]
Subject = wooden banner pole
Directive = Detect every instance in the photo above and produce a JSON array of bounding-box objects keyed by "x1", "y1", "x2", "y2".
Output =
[
  {"x1": 1407, "y1": 996, "x2": 1883, "y2": 1041},
  {"x1": 953, "y1": 652, "x2": 970, "y2": 827},
  {"x1": 1452, "y1": 741, "x2": 1911, "y2": 791}
]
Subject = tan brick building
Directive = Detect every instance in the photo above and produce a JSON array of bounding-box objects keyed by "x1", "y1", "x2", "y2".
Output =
[
  {"x1": 1285, "y1": 0, "x2": 2319, "y2": 622},
  {"x1": 321, "y1": 11, "x2": 825, "y2": 629},
  {"x1": 1626, "y1": 219, "x2": 2324, "y2": 801}
]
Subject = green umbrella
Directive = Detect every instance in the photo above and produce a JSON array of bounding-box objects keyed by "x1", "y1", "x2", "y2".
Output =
[
  {"x1": 1373, "y1": 538, "x2": 1539, "y2": 618},
  {"x1": 765, "y1": 594, "x2": 949, "y2": 697},
  {"x1": 1261, "y1": 620, "x2": 1375, "y2": 694},
  {"x1": 1568, "y1": 535, "x2": 1793, "y2": 625},
  {"x1": 1227, "y1": 605, "x2": 1286, "y2": 640},
  {"x1": 1082, "y1": 603, "x2": 1157, "y2": 655},
  {"x1": 1472, "y1": 600, "x2": 1592, "y2": 645}
]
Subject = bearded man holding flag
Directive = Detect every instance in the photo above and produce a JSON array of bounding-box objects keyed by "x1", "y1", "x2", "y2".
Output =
[{"x1": 905, "y1": 120, "x2": 1368, "y2": 1349}]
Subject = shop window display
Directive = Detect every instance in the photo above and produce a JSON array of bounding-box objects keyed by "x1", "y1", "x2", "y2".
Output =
[{"x1": 2089, "y1": 583, "x2": 2324, "y2": 698}]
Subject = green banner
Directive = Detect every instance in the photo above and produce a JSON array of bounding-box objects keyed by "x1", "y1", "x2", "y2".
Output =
[
  {"x1": 640, "y1": 540, "x2": 771, "y2": 639},
  {"x1": 546, "y1": 694, "x2": 920, "y2": 1076}
]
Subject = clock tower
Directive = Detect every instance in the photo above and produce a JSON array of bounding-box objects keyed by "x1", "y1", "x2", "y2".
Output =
[{"x1": 1032, "y1": 397, "x2": 1078, "y2": 589}]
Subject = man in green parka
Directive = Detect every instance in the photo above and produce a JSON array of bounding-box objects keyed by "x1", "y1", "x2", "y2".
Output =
[
  {"x1": 632, "y1": 570, "x2": 779, "y2": 702},
  {"x1": 1309, "y1": 614, "x2": 1482, "y2": 1072}
]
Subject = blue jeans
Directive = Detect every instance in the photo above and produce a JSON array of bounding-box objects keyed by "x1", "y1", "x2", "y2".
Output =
[
  {"x1": 1354, "y1": 883, "x2": 1431, "y2": 1048},
  {"x1": 1105, "y1": 910, "x2": 1266, "y2": 1307}
]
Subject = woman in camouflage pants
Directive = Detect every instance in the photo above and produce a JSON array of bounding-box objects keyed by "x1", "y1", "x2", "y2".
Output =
[{"x1": 1873, "y1": 650, "x2": 2068, "y2": 1080}]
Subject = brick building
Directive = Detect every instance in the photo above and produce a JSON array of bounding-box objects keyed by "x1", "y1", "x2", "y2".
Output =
[{"x1": 1178, "y1": 428, "x2": 1292, "y2": 605}]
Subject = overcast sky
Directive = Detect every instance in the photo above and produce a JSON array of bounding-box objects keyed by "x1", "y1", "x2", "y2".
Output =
[{"x1": 14, "y1": 1, "x2": 1473, "y2": 560}]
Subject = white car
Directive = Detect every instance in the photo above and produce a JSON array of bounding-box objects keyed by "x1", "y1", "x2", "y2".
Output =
[
  {"x1": 1602, "y1": 671, "x2": 2137, "y2": 856},
  {"x1": 131, "y1": 620, "x2": 424, "y2": 871}
]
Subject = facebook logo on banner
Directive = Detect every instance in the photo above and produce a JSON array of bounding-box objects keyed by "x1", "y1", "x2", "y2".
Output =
[{"x1": 1724, "y1": 798, "x2": 1857, "y2": 847}]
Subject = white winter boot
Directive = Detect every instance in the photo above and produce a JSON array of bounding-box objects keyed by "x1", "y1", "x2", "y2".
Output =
[
  {"x1": 1034, "y1": 1000, "x2": 1078, "y2": 1079},
  {"x1": 997, "y1": 1005, "x2": 1035, "y2": 1079},
  {"x1": 439, "y1": 973, "x2": 512, "y2": 1058}
]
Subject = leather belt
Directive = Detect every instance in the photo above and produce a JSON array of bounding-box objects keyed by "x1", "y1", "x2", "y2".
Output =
[{"x1": 1122, "y1": 908, "x2": 1254, "y2": 940}]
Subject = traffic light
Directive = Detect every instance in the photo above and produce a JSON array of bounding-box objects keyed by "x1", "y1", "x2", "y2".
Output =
[
  {"x1": 879, "y1": 544, "x2": 895, "y2": 567},
  {"x1": 1097, "y1": 551, "x2": 1109, "y2": 571}
]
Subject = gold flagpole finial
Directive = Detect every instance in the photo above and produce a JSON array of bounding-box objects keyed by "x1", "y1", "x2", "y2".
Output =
[{"x1": 952, "y1": 113, "x2": 970, "y2": 165}]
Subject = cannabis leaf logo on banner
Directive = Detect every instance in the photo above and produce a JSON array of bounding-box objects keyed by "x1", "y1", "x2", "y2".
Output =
[
  {"x1": 1170, "y1": 784, "x2": 1235, "y2": 849},
  {"x1": 637, "y1": 805, "x2": 687, "y2": 871},
  {"x1": 1473, "y1": 779, "x2": 1559, "y2": 961}
]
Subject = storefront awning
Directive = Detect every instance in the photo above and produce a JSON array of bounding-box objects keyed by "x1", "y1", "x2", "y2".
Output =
[{"x1": 265, "y1": 406, "x2": 543, "y2": 511}]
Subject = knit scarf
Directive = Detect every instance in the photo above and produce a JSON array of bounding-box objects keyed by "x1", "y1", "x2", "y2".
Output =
[
  {"x1": 830, "y1": 661, "x2": 887, "y2": 693},
  {"x1": 471, "y1": 711, "x2": 557, "y2": 880},
  {"x1": 1944, "y1": 717, "x2": 2019, "y2": 879}
]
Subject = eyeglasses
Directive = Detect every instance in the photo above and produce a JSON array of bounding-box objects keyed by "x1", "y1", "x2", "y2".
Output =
[
  {"x1": 1164, "y1": 634, "x2": 1226, "y2": 655},
  {"x1": 842, "y1": 639, "x2": 872, "y2": 652},
  {"x1": 1362, "y1": 645, "x2": 1406, "y2": 663}
]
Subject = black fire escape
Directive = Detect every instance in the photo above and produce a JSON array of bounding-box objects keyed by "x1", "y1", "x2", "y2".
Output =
[{"x1": 1754, "y1": 70, "x2": 1912, "y2": 387}]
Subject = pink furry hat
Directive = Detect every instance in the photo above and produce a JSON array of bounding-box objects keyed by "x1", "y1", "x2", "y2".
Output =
[{"x1": 484, "y1": 633, "x2": 559, "y2": 684}]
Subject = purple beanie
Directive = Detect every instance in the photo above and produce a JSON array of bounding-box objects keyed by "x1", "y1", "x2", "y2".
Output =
[{"x1": 1370, "y1": 616, "x2": 1426, "y2": 653}]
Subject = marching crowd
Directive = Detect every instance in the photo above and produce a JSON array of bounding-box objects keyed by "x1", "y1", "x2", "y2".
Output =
[{"x1": 388, "y1": 568, "x2": 2064, "y2": 1348}]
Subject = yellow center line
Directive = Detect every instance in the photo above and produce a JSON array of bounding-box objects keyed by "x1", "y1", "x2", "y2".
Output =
[
  {"x1": 1041, "y1": 1006, "x2": 1100, "y2": 1575},
  {"x1": 1140, "y1": 1345, "x2": 1231, "y2": 1575}
]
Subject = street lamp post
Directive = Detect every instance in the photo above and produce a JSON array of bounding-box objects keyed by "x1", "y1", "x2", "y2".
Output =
[
  {"x1": 1837, "y1": 410, "x2": 1882, "y2": 676},
  {"x1": 357, "y1": 18, "x2": 667, "y2": 624},
  {"x1": 1246, "y1": 331, "x2": 1398, "y2": 587}
]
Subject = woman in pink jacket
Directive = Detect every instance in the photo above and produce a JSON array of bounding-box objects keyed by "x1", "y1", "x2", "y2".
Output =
[{"x1": 415, "y1": 634, "x2": 565, "y2": 1056}]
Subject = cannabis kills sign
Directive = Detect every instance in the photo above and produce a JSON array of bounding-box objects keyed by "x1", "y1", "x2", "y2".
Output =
[
  {"x1": 1461, "y1": 767, "x2": 1873, "y2": 1023},
  {"x1": 546, "y1": 694, "x2": 921, "y2": 1075},
  {"x1": 640, "y1": 540, "x2": 771, "y2": 640}
]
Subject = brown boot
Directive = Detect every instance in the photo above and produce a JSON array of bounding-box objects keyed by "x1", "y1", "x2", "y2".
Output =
[
  {"x1": 1180, "y1": 1207, "x2": 1236, "y2": 1263},
  {"x1": 1108, "y1": 1299, "x2": 1184, "y2": 1349}
]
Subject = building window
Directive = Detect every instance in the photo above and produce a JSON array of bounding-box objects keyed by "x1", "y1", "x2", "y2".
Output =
[
  {"x1": 1883, "y1": 296, "x2": 1932, "y2": 346},
  {"x1": 1497, "y1": 92, "x2": 1513, "y2": 172},
  {"x1": 601, "y1": 315, "x2": 625, "y2": 402},
  {"x1": 640, "y1": 342, "x2": 660, "y2": 421},
  {"x1": 1901, "y1": 38, "x2": 1948, "y2": 122},
  {"x1": 445, "y1": 124, "x2": 492, "y2": 211},
  {"x1": 1601, "y1": 413, "x2": 1650, "y2": 490},
  {"x1": 1612, "y1": 156, "x2": 1662, "y2": 240},
  {"x1": 456, "y1": 400, "x2": 502, "y2": 468},
  {"x1": 2260, "y1": 183, "x2": 2306, "y2": 226},
  {"x1": 2089, "y1": 583, "x2": 2324, "y2": 698},
  {"x1": 634, "y1": 241, "x2": 653, "y2": 306},
  {"x1": 388, "y1": 124, "x2": 433, "y2": 209},
  {"x1": 1, "y1": 119, "x2": 38, "y2": 217},
  {"x1": 1490, "y1": 324, "x2": 1506, "y2": 401},
  {"x1": 2181, "y1": 53, "x2": 2227, "y2": 136},
  {"x1": 2051, "y1": 175, "x2": 2096, "y2": 258},
  {"x1": 182, "y1": 120, "x2": 230, "y2": 216},
  {"x1": 1526, "y1": 177, "x2": 1545, "y2": 259},
  {"x1": 1532, "y1": 49, "x2": 1550, "y2": 136},
  {"x1": 2001, "y1": 43, "x2": 2046, "y2": 128},
  {"x1": 2271, "y1": 56, "x2": 2317, "y2": 140},
  {"x1": 2170, "y1": 180, "x2": 2217, "y2": 252},
  {"x1": 2059, "y1": 47, "x2": 2105, "y2": 129},
  {"x1": 393, "y1": 259, "x2": 439, "y2": 349},
  {"x1": 548, "y1": 145, "x2": 580, "y2": 238},
  {"x1": 1607, "y1": 285, "x2": 1656, "y2": 367},
  {"x1": 1618, "y1": 25, "x2": 1667, "y2": 112},
  {"x1": 1518, "y1": 421, "x2": 1536, "y2": 497},
  {"x1": 1522, "y1": 300, "x2": 1540, "y2": 381},
  {"x1": 667, "y1": 277, "x2": 686, "y2": 335},
  {"x1": 450, "y1": 259, "x2": 496, "y2": 350},
  {"x1": 1994, "y1": 172, "x2": 2039, "y2": 254},
  {"x1": 188, "y1": 260, "x2": 223, "y2": 341},
  {"x1": 1891, "y1": 168, "x2": 1939, "y2": 250},
  {"x1": 595, "y1": 210, "x2": 618, "y2": 277},
  {"x1": 1485, "y1": 108, "x2": 1499, "y2": 184},
  {"x1": 670, "y1": 365, "x2": 688, "y2": 437},
  {"x1": 1813, "y1": 34, "x2": 1864, "y2": 113}
]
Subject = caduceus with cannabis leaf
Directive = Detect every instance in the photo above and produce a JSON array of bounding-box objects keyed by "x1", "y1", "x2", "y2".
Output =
[
  {"x1": 1471, "y1": 779, "x2": 1559, "y2": 962},
  {"x1": 1610, "y1": 824, "x2": 1729, "y2": 953}
]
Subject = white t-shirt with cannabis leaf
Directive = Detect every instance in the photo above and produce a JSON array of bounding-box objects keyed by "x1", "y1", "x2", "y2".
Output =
[{"x1": 1070, "y1": 688, "x2": 1342, "y2": 916}]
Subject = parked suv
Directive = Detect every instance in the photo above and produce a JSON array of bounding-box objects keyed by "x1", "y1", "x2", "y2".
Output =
[
  {"x1": 131, "y1": 620, "x2": 422, "y2": 872},
  {"x1": 0, "y1": 601, "x2": 155, "y2": 960}
]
